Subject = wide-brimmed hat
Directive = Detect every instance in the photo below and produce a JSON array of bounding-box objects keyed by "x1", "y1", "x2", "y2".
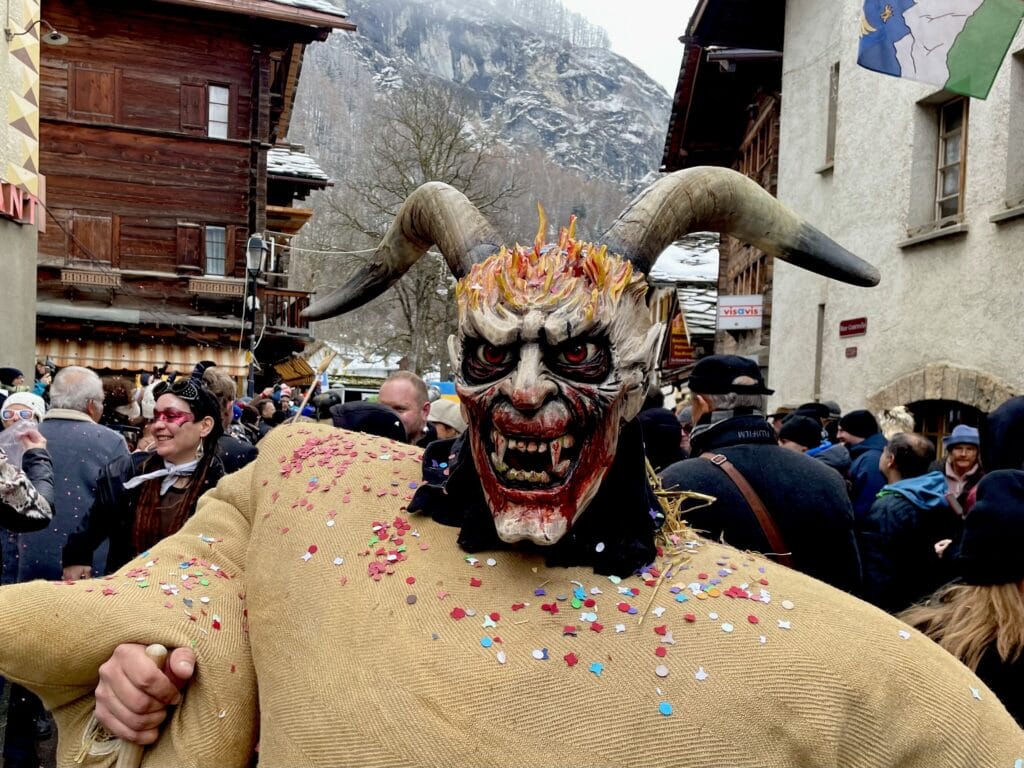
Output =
[{"x1": 942, "y1": 424, "x2": 980, "y2": 450}]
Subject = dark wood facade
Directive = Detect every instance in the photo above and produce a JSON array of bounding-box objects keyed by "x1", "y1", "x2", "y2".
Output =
[
  {"x1": 35, "y1": 0, "x2": 353, "y2": 379},
  {"x1": 662, "y1": 0, "x2": 783, "y2": 370}
]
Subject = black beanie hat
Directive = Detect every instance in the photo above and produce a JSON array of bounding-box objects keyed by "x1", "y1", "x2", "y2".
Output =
[
  {"x1": 981, "y1": 396, "x2": 1024, "y2": 472},
  {"x1": 778, "y1": 415, "x2": 825, "y2": 449},
  {"x1": 954, "y1": 469, "x2": 1024, "y2": 586},
  {"x1": 793, "y1": 402, "x2": 830, "y2": 421},
  {"x1": 838, "y1": 409, "x2": 879, "y2": 439},
  {"x1": 329, "y1": 401, "x2": 406, "y2": 443}
]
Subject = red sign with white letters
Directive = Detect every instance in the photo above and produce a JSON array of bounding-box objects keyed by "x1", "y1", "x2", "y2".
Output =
[{"x1": 839, "y1": 317, "x2": 867, "y2": 338}]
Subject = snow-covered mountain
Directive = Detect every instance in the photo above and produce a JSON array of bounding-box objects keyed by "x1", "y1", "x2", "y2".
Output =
[{"x1": 302, "y1": 0, "x2": 671, "y2": 188}]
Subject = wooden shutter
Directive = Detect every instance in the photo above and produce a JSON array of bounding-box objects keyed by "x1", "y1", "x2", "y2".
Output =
[
  {"x1": 176, "y1": 223, "x2": 202, "y2": 274},
  {"x1": 71, "y1": 212, "x2": 112, "y2": 263},
  {"x1": 70, "y1": 66, "x2": 115, "y2": 120},
  {"x1": 180, "y1": 83, "x2": 206, "y2": 131}
]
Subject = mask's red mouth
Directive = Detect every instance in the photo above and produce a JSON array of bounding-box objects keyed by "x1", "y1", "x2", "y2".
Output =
[{"x1": 486, "y1": 427, "x2": 581, "y2": 488}]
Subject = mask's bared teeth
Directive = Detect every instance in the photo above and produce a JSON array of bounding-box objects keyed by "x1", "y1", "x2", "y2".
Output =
[
  {"x1": 526, "y1": 441, "x2": 538, "y2": 453},
  {"x1": 550, "y1": 437, "x2": 562, "y2": 467},
  {"x1": 490, "y1": 451, "x2": 507, "y2": 474},
  {"x1": 551, "y1": 459, "x2": 570, "y2": 478},
  {"x1": 537, "y1": 442, "x2": 547, "y2": 453},
  {"x1": 495, "y1": 432, "x2": 507, "y2": 466},
  {"x1": 562, "y1": 434, "x2": 575, "y2": 449},
  {"x1": 537, "y1": 470, "x2": 551, "y2": 484}
]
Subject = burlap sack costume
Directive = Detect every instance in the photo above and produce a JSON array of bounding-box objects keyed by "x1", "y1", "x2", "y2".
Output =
[{"x1": 0, "y1": 424, "x2": 1020, "y2": 766}]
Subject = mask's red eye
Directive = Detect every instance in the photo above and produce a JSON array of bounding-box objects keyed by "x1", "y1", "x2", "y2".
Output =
[
  {"x1": 480, "y1": 344, "x2": 509, "y2": 365},
  {"x1": 561, "y1": 344, "x2": 590, "y2": 365},
  {"x1": 549, "y1": 339, "x2": 610, "y2": 383},
  {"x1": 463, "y1": 341, "x2": 518, "y2": 384}
]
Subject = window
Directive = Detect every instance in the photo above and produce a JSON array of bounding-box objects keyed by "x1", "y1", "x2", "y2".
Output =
[
  {"x1": 205, "y1": 226, "x2": 226, "y2": 275},
  {"x1": 824, "y1": 61, "x2": 840, "y2": 166},
  {"x1": 207, "y1": 85, "x2": 230, "y2": 139},
  {"x1": 935, "y1": 97, "x2": 968, "y2": 221}
]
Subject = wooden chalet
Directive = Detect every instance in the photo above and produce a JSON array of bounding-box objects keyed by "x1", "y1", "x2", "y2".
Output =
[
  {"x1": 662, "y1": 0, "x2": 783, "y2": 370},
  {"x1": 34, "y1": 0, "x2": 353, "y2": 386}
]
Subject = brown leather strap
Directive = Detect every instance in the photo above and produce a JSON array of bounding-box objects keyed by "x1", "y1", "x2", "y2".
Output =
[{"x1": 700, "y1": 453, "x2": 794, "y2": 568}]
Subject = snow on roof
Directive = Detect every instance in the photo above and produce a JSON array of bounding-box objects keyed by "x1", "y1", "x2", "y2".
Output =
[
  {"x1": 267, "y1": 145, "x2": 331, "y2": 182},
  {"x1": 648, "y1": 239, "x2": 719, "y2": 336},
  {"x1": 268, "y1": 0, "x2": 349, "y2": 19}
]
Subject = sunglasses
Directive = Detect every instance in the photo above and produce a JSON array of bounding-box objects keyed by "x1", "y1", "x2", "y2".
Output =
[
  {"x1": 1, "y1": 409, "x2": 34, "y2": 421},
  {"x1": 153, "y1": 408, "x2": 195, "y2": 426}
]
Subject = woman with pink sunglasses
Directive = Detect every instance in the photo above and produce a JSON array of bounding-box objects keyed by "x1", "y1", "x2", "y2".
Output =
[{"x1": 61, "y1": 377, "x2": 225, "y2": 579}]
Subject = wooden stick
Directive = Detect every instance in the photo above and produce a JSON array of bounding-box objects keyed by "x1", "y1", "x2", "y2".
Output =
[
  {"x1": 289, "y1": 351, "x2": 337, "y2": 424},
  {"x1": 114, "y1": 644, "x2": 169, "y2": 768}
]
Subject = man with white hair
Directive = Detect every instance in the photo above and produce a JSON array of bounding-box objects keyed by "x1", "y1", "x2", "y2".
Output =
[{"x1": 23, "y1": 366, "x2": 131, "y2": 584}]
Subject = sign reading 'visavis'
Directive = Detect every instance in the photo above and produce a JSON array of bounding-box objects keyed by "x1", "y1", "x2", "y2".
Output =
[{"x1": 717, "y1": 295, "x2": 763, "y2": 330}]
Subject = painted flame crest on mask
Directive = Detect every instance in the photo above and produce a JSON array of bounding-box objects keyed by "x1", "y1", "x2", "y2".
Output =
[{"x1": 450, "y1": 214, "x2": 661, "y2": 545}]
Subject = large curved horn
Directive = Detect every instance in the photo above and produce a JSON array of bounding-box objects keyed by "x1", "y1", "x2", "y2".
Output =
[
  {"x1": 601, "y1": 166, "x2": 880, "y2": 287},
  {"x1": 303, "y1": 182, "x2": 501, "y2": 321}
]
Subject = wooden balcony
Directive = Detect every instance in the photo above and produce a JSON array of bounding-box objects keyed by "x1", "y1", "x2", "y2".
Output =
[{"x1": 262, "y1": 287, "x2": 312, "y2": 332}]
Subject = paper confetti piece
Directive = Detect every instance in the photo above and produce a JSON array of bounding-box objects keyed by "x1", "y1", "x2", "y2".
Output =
[
  {"x1": 658, "y1": 701, "x2": 672, "y2": 716},
  {"x1": 898, "y1": 629, "x2": 911, "y2": 640},
  {"x1": 695, "y1": 666, "x2": 708, "y2": 681}
]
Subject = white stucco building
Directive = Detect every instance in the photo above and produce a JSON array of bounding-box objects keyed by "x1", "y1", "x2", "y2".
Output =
[{"x1": 768, "y1": 1, "x2": 1023, "y2": 441}]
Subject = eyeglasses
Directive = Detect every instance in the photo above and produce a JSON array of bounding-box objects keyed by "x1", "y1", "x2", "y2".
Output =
[
  {"x1": 153, "y1": 408, "x2": 195, "y2": 426},
  {"x1": 1, "y1": 409, "x2": 35, "y2": 421}
]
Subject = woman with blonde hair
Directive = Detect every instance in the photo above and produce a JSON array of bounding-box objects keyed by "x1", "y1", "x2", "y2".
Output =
[{"x1": 900, "y1": 469, "x2": 1024, "y2": 725}]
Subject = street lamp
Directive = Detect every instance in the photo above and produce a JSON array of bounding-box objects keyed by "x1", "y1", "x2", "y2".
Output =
[{"x1": 245, "y1": 234, "x2": 268, "y2": 398}]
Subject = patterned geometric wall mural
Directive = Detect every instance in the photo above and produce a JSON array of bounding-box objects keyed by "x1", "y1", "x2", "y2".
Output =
[{"x1": 5, "y1": 0, "x2": 41, "y2": 196}]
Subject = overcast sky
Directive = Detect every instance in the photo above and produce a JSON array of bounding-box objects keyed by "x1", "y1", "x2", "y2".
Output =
[{"x1": 559, "y1": 0, "x2": 698, "y2": 95}]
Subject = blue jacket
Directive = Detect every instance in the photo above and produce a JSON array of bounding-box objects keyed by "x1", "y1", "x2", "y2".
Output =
[
  {"x1": 848, "y1": 432, "x2": 888, "y2": 520},
  {"x1": 857, "y1": 471, "x2": 960, "y2": 612}
]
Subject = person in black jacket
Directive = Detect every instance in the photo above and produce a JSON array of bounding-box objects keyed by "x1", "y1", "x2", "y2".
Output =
[
  {"x1": 658, "y1": 356, "x2": 862, "y2": 594},
  {"x1": 62, "y1": 377, "x2": 224, "y2": 577},
  {"x1": 856, "y1": 432, "x2": 959, "y2": 613},
  {"x1": 901, "y1": 469, "x2": 1024, "y2": 726}
]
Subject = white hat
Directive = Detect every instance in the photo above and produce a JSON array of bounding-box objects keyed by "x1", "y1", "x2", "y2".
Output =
[
  {"x1": 2, "y1": 392, "x2": 46, "y2": 423},
  {"x1": 428, "y1": 399, "x2": 467, "y2": 434}
]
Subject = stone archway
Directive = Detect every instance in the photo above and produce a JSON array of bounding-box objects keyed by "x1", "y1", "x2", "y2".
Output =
[{"x1": 866, "y1": 363, "x2": 1016, "y2": 415}]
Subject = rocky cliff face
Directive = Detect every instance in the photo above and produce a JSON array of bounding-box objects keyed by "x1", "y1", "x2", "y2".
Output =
[{"x1": 308, "y1": 0, "x2": 671, "y2": 188}]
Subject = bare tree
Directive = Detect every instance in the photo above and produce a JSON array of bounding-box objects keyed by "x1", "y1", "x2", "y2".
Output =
[{"x1": 302, "y1": 78, "x2": 523, "y2": 376}]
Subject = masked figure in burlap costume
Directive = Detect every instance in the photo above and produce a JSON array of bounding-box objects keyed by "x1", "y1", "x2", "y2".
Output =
[{"x1": 0, "y1": 168, "x2": 1019, "y2": 767}]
